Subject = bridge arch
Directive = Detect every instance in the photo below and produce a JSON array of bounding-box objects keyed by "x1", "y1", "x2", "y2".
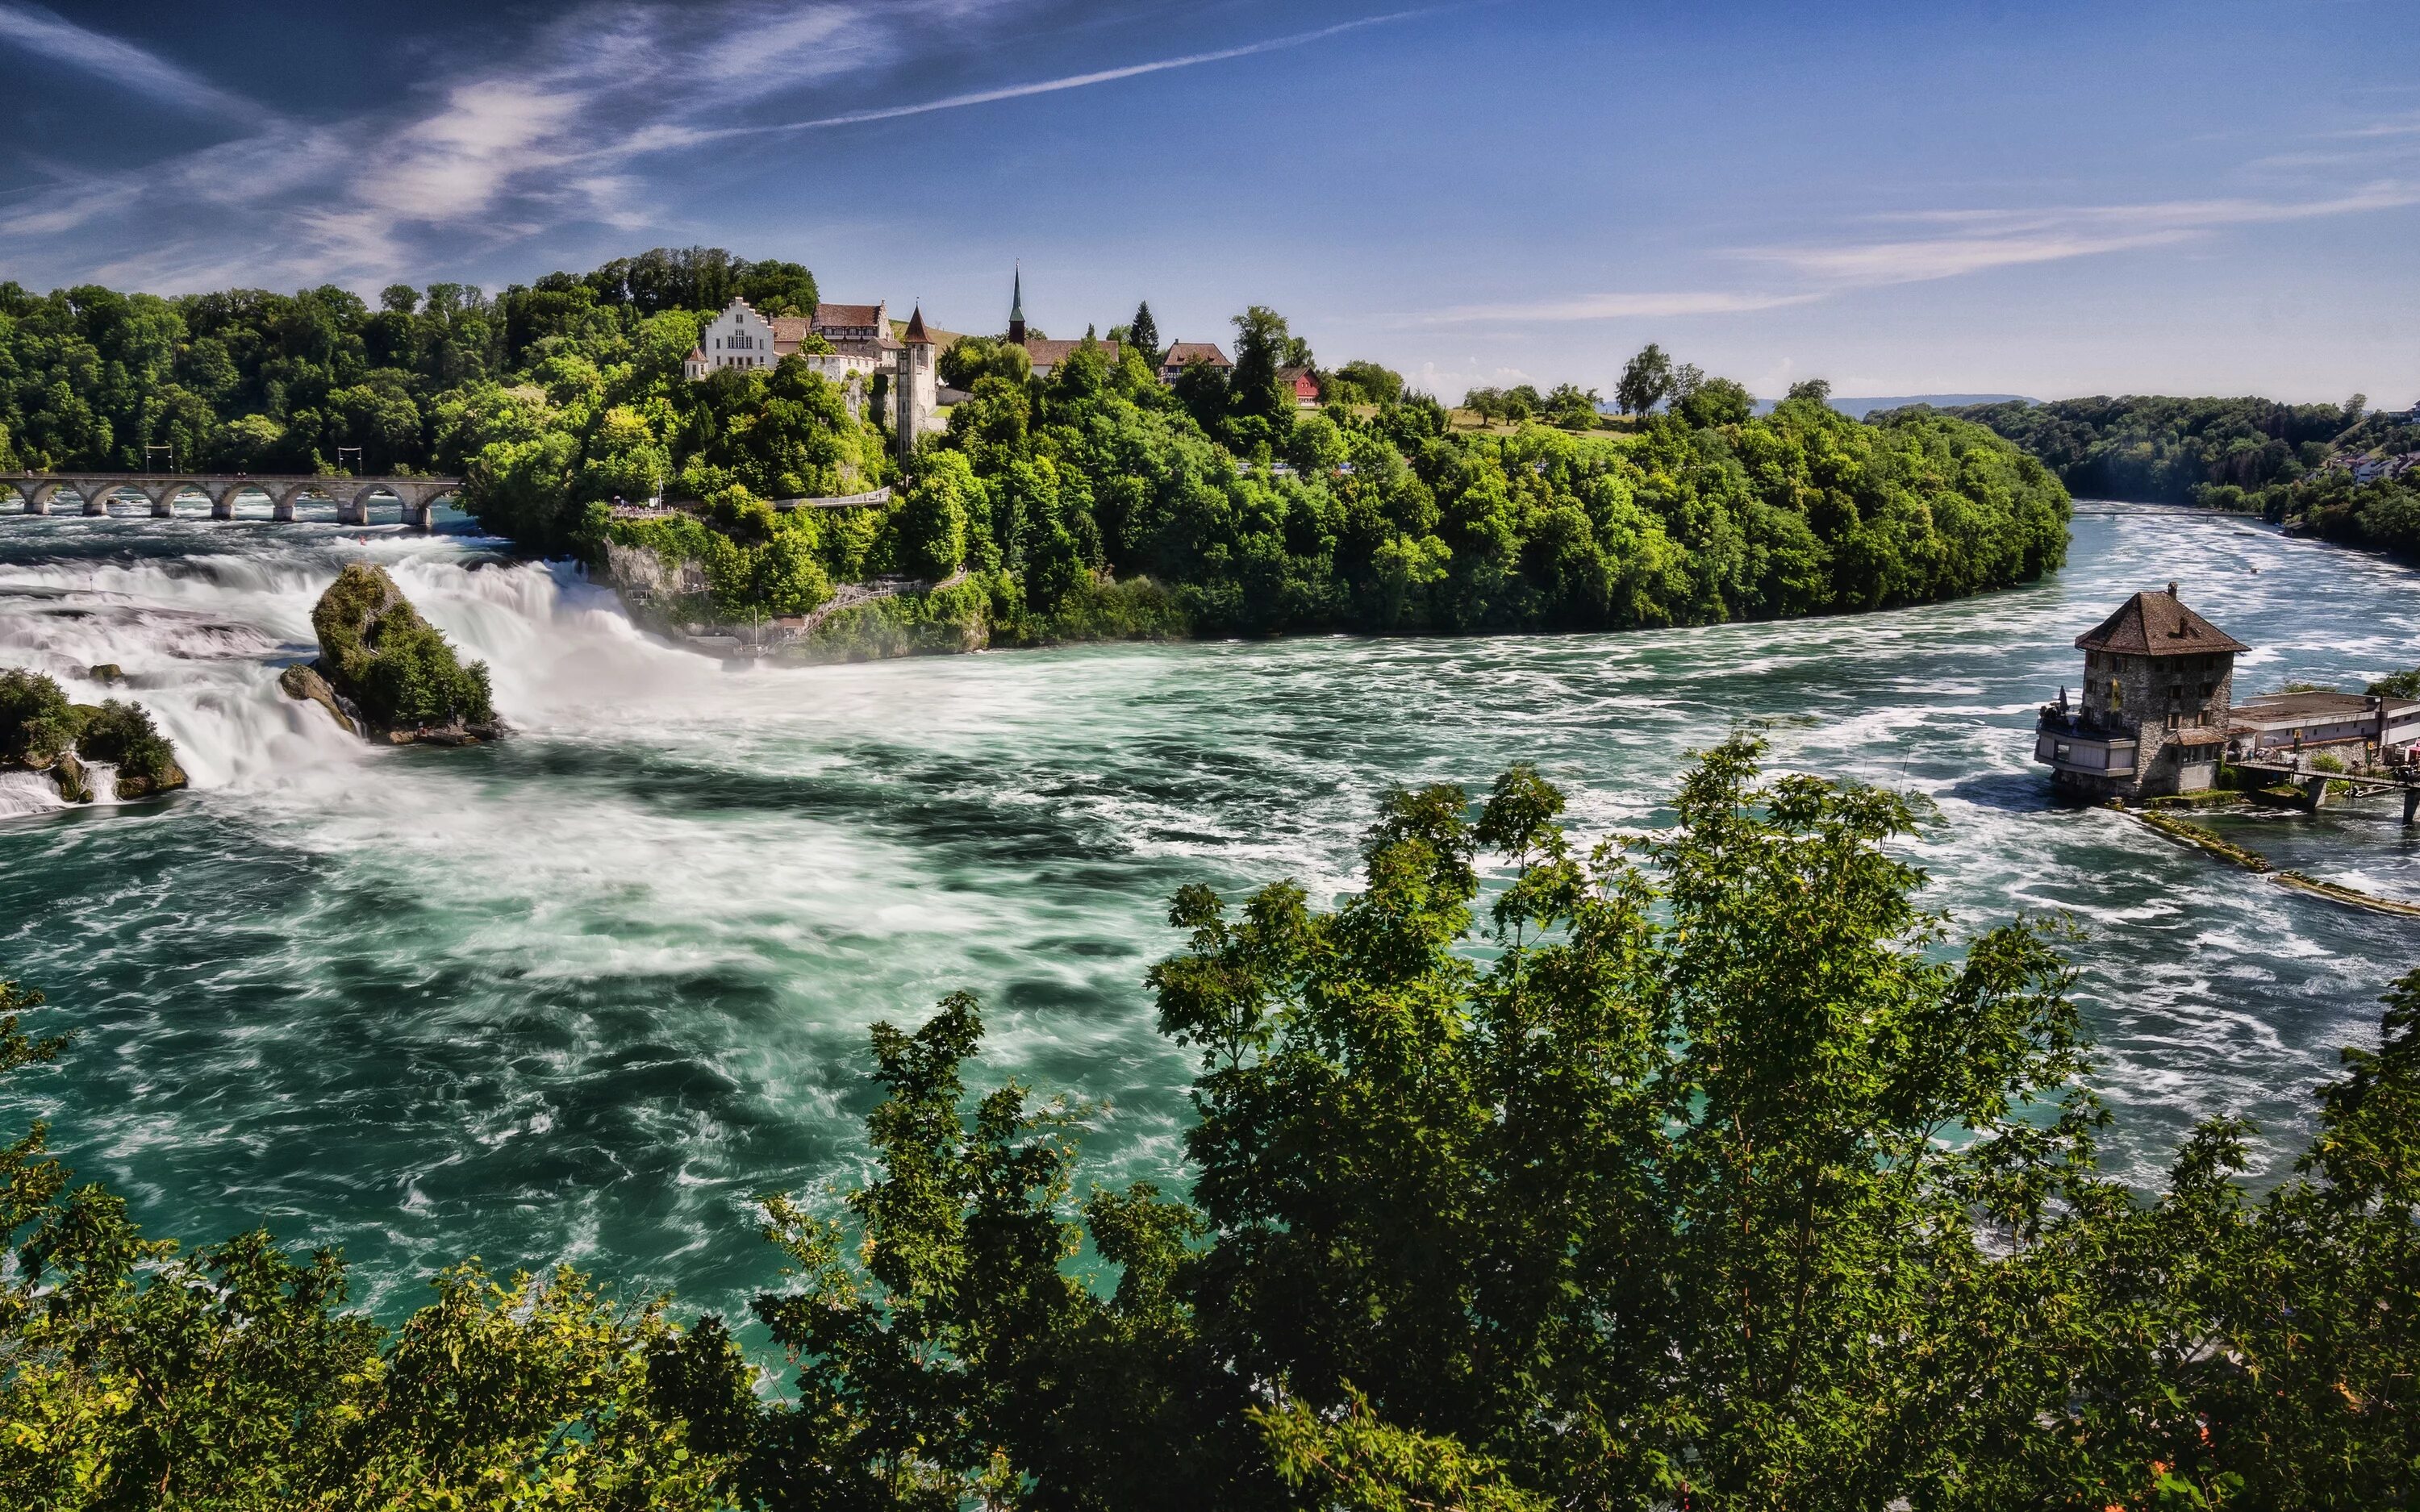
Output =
[
  {"x1": 271, "y1": 481, "x2": 332, "y2": 522},
  {"x1": 2, "y1": 473, "x2": 460, "y2": 530}
]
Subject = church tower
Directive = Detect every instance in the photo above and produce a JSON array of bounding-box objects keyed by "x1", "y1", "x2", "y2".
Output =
[
  {"x1": 894, "y1": 305, "x2": 936, "y2": 464},
  {"x1": 1007, "y1": 264, "x2": 1027, "y2": 347}
]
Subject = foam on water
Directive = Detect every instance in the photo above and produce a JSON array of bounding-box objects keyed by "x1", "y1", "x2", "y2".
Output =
[{"x1": 2, "y1": 502, "x2": 2418, "y2": 1321}]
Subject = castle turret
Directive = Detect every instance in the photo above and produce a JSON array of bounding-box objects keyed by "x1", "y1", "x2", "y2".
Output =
[{"x1": 894, "y1": 305, "x2": 937, "y2": 463}]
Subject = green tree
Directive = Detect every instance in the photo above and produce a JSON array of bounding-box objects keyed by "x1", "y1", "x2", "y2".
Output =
[
  {"x1": 1544, "y1": 381, "x2": 1600, "y2": 428},
  {"x1": 0, "y1": 668, "x2": 77, "y2": 765},
  {"x1": 1128, "y1": 301, "x2": 1162, "y2": 365},
  {"x1": 1616, "y1": 342, "x2": 1675, "y2": 414},
  {"x1": 1229, "y1": 306, "x2": 1307, "y2": 428},
  {"x1": 1674, "y1": 375, "x2": 1754, "y2": 427},
  {"x1": 895, "y1": 451, "x2": 975, "y2": 581}
]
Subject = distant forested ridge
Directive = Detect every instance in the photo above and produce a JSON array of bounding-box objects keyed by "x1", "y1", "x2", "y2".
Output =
[
  {"x1": 1, "y1": 250, "x2": 2069, "y2": 646},
  {"x1": 1930, "y1": 393, "x2": 2420, "y2": 561}
]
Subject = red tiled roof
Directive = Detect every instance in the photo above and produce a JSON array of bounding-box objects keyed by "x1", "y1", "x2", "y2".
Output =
[
  {"x1": 1161, "y1": 341, "x2": 1231, "y2": 369},
  {"x1": 1024, "y1": 338, "x2": 1120, "y2": 368},
  {"x1": 812, "y1": 302, "x2": 884, "y2": 328},
  {"x1": 2076, "y1": 588, "x2": 2250, "y2": 657}
]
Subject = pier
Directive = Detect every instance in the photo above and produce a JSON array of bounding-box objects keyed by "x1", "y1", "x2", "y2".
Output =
[
  {"x1": 2229, "y1": 755, "x2": 2420, "y2": 821},
  {"x1": 0, "y1": 473, "x2": 461, "y2": 529}
]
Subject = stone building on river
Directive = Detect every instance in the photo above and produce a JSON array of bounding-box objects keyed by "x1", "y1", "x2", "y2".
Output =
[{"x1": 2036, "y1": 583, "x2": 2247, "y2": 798}]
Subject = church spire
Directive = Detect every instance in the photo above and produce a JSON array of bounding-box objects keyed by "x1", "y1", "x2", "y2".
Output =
[{"x1": 1008, "y1": 263, "x2": 1027, "y2": 346}]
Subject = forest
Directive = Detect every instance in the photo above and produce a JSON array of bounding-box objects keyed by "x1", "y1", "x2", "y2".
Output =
[
  {"x1": 4, "y1": 737, "x2": 2418, "y2": 1510},
  {"x1": 0, "y1": 248, "x2": 2072, "y2": 648},
  {"x1": 1938, "y1": 393, "x2": 2420, "y2": 561}
]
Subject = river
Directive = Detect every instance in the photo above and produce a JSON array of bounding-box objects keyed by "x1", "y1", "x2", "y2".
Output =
[{"x1": 1, "y1": 500, "x2": 2414, "y2": 1322}]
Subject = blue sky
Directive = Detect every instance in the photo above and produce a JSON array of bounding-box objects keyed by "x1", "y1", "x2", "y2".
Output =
[{"x1": 2, "y1": 0, "x2": 2414, "y2": 404}]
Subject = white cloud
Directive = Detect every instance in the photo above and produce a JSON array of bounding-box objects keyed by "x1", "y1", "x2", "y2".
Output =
[
  {"x1": 0, "y1": 2, "x2": 252, "y2": 117},
  {"x1": 1424, "y1": 289, "x2": 1821, "y2": 324}
]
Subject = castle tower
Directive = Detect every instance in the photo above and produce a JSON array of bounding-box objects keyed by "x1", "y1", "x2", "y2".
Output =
[
  {"x1": 895, "y1": 305, "x2": 936, "y2": 464},
  {"x1": 1007, "y1": 264, "x2": 1027, "y2": 347}
]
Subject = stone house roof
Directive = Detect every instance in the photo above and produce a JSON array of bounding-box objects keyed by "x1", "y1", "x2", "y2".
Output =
[
  {"x1": 2075, "y1": 585, "x2": 2250, "y2": 657},
  {"x1": 812, "y1": 302, "x2": 885, "y2": 329},
  {"x1": 1160, "y1": 341, "x2": 1232, "y2": 370},
  {"x1": 1025, "y1": 338, "x2": 1120, "y2": 369},
  {"x1": 2234, "y1": 690, "x2": 2377, "y2": 724}
]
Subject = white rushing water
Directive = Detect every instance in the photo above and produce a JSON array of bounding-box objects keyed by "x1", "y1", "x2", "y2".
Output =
[{"x1": 2, "y1": 502, "x2": 2417, "y2": 1322}]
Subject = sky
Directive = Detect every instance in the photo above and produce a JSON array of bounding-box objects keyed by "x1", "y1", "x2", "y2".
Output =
[{"x1": 0, "y1": 0, "x2": 2414, "y2": 405}]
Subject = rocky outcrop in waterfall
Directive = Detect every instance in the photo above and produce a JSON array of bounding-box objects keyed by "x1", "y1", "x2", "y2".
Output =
[
  {"x1": 0, "y1": 668, "x2": 188, "y2": 803},
  {"x1": 286, "y1": 564, "x2": 502, "y2": 744}
]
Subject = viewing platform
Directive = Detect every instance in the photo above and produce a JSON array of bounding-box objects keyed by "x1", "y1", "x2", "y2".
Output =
[
  {"x1": 1, "y1": 473, "x2": 461, "y2": 528},
  {"x1": 2034, "y1": 706, "x2": 2139, "y2": 782}
]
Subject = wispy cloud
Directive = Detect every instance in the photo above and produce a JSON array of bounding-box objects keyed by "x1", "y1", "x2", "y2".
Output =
[
  {"x1": 1425, "y1": 289, "x2": 1822, "y2": 323},
  {"x1": 0, "y1": 2, "x2": 252, "y2": 117},
  {"x1": 2325, "y1": 110, "x2": 2420, "y2": 140},
  {"x1": 1425, "y1": 180, "x2": 2420, "y2": 326},
  {"x1": 1754, "y1": 183, "x2": 2420, "y2": 285},
  {"x1": 691, "y1": 10, "x2": 1437, "y2": 140},
  {"x1": 0, "y1": 1, "x2": 1434, "y2": 289}
]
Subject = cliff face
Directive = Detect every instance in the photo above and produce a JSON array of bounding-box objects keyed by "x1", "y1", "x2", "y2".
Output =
[
  {"x1": 290, "y1": 564, "x2": 501, "y2": 744},
  {"x1": 599, "y1": 543, "x2": 991, "y2": 664}
]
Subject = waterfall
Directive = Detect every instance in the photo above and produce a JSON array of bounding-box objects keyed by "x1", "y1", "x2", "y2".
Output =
[
  {"x1": 0, "y1": 769, "x2": 64, "y2": 818},
  {"x1": 0, "y1": 527, "x2": 704, "y2": 802}
]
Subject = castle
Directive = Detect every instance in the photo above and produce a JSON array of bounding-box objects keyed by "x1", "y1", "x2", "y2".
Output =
[
  {"x1": 679, "y1": 269, "x2": 1238, "y2": 465},
  {"x1": 684, "y1": 297, "x2": 937, "y2": 461}
]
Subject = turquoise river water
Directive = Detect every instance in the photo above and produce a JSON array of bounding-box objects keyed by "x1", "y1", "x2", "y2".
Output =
[{"x1": 1, "y1": 500, "x2": 2416, "y2": 1323}]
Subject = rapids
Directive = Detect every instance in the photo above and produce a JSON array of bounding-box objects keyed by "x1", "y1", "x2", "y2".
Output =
[{"x1": 1, "y1": 499, "x2": 2416, "y2": 1320}]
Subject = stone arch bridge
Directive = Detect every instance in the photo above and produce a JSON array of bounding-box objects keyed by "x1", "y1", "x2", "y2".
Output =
[{"x1": 0, "y1": 473, "x2": 462, "y2": 529}]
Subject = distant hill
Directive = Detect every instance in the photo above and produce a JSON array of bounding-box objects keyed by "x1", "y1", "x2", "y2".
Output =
[{"x1": 1828, "y1": 394, "x2": 2032, "y2": 419}]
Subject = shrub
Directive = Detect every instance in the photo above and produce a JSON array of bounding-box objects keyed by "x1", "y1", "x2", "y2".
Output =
[
  {"x1": 0, "y1": 669, "x2": 77, "y2": 766},
  {"x1": 74, "y1": 699, "x2": 179, "y2": 788}
]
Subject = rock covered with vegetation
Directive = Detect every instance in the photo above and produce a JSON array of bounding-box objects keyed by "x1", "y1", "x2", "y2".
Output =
[
  {"x1": 290, "y1": 563, "x2": 497, "y2": 743},
  {"x1": 0, "y1": 669, "x2": 186, "y2": 803},
  {"x1": 8, "y1": 741, "x2": 2420, "y2": 1507}
]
